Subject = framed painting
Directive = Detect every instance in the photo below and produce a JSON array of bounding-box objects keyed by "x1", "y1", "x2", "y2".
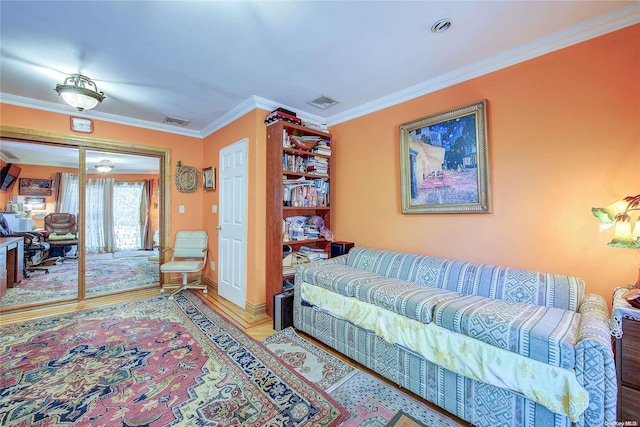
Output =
[
  {"x1": 25, "y1": 197, "x2": 46, "y2": 210},
  {"x1": 18, "y1": 178, "x2": 53, "y2": 196},
  {"x1": 400, "y1": 99, "x2": 491, "y2": 214},
  {"x1": 203, "y1": 166, "x2": 215, "y2": 191}
]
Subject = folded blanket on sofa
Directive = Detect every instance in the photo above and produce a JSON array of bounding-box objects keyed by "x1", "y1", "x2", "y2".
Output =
[{"x1": 300, "y1": 282, "x2": 589, "y2": 421}]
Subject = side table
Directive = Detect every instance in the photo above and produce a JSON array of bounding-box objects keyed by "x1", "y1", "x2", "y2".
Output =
[{"x1": 612, "y1": 287, "x2": 640, "y2": 423}]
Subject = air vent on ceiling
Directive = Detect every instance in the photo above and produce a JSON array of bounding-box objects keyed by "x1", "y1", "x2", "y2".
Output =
[
  {"x1": 164, "y1": 116, "x2": 191, "y2": 127},
  {"x1": 306, "y1": 95, "x2": 340, "y2": 109},
  {"x1": 431, "y1": 18, "x2": 452, "y2": 33}
]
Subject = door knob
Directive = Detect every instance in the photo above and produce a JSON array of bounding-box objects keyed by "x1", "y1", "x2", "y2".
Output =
[{"x1": 216, "y1": 225, "x2": 222, "y2": 230}]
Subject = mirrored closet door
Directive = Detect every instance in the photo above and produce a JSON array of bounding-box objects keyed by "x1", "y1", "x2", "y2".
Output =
[
  {"x1": 84, "y1": 149, "x2": 161, "y2": 298},
  {"x1": 0, "y1": 127, "x2": 170, "y2": 313},
  {"x1": 0, "y1": 141, "x2": 79, "y2": 310}
]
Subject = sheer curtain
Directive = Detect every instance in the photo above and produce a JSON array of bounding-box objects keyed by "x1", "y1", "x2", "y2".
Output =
[
  {"x1": 56, "y1": 176, "x2": 146, "y2": 253},
  {"x1": 57, "y1": 173, "x2": 79, "y2": 215},
  {"x1": 141, "y1": 179, "x2": 154, "y2": 250},
  {"x1": 113, "y1": 182, "x2": 144, "y2": 251},
  {"x1": 86, "y1": 178, "x2": 115, "y2": 253}
]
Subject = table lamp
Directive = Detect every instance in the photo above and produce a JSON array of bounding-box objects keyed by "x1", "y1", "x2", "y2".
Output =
[{"x1": 593, "y1": 194, "x2": 640, "y2": 305}]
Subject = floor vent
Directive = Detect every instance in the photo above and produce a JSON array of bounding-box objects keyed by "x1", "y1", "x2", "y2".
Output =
[
  {"x1": 306, "y1": 95, "x2": 340, "y2": 109},
  {"x1": 164, "y1": 116, "x2": 191, "y2": 127}
]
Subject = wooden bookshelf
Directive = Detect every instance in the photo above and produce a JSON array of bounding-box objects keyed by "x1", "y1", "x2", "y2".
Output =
[{"x1": 265, "y1": 121, "x2": 332, "y2": 317}]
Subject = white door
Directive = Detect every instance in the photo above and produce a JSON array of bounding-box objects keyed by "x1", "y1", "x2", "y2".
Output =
[{"x1": 218, "y1": 138, "x2": 248, "y2": 309}]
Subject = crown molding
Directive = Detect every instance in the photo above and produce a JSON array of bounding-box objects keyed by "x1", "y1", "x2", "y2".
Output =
[
  {"x1": 200, "y1": 95, "x2": 327, "y2": 137},
  {"x1": 326, "y1": 3, "x2": 640, "y2": 126},
  {"x1": 0, "y1": 93, "x2": 202, "y2": 138}
]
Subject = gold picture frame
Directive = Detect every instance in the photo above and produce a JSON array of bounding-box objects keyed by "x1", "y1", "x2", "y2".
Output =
[
  {"x1": 400, "y1": 99, "x2": 491, "y2": 214},
  {"x1": 203, "y1": 166, "x2": 215, "y2": 191}
]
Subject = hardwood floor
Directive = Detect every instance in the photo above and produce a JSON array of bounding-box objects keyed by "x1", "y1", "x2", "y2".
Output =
[{"x1": 0, "y1": 288, "x2": 470, "y2": 426}]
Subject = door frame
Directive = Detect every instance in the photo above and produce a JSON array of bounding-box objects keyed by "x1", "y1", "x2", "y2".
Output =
[
  {"x1": 0, "y1": 125, "x2": 171, "y2": 312},
  {"x1": 218, "y1": 137, "x2": 248, "y2": 309}
]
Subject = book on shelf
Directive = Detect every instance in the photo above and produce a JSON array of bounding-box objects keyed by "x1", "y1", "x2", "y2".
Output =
[
  {"x1": 265, "y1": 112, "x2": 302, "y2": 126},
  {"x1": 302, "y1": 121, "x2": 329, "y2": 132},
  {"x1": 273, "y1": 107, "x2": 297, "y2": 117},
  {"x1": 283, "y1": 179, "x2": 329, "y2": 207},
  {"x1": 282, "y1": 266, "x2": 296, "y2": 277},
  {"x1": 312, "y1": 142, "x2": 331, "y2": 156},
  {"x1": 299, "y1": 245, "x2": 329, "y2": 260}
]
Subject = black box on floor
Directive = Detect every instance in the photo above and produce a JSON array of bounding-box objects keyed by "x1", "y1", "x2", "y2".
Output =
[
  {"x1": 331, "y1": 241, "x2": 354, "y2": 258},
  {"x1": 273, "y1": 289, "x2": 294, "y2": 331}
]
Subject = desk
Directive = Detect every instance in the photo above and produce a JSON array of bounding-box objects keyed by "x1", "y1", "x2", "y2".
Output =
[{"x1": 0, "y1": 236, "x2": 23, "y2": 298}]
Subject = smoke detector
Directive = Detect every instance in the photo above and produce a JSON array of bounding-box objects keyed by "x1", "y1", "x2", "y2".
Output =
[
  {"x1": 306, "y1": 95, "x2": 340, "y2": 109},
  {"x1": 163, "y1": 116, "x2": 191, "y2": 127},
  {"x1": 431, "y1": 18, "x2": 452, "y2": 33}
]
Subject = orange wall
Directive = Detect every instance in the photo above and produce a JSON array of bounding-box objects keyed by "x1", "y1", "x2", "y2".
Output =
[
  {"x1": 201, "y1": 110, "x2": 267, "y2": 304},
  {"x1": 0, "y1": 104, "x2": 203, "y2": 250},
  {"x1": 330, "y1": 24, "x2": 640, "y2": 305}
]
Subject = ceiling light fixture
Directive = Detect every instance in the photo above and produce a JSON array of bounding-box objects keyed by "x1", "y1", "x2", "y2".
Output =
[
  {"x1": 54, "y1": 74, "x2": 105, "y2": 111},
  {"x1": 94, "y1": 159, "x2": 114, "y2": 173}
]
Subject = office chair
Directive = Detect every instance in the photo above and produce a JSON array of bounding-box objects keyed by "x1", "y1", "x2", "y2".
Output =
[
  {"x1": 44, "y1": 213, "x2": 78, "y2": 263},
  {"x1": 160, "y1": 230, "x2": 208, "y2": 300},
  {"x1": 0, "y1": 213, "x2": 50, "y2": 277}
]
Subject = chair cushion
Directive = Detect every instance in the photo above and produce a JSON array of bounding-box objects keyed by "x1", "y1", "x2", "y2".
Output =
[
  {"x1": 47, "y1": 232, "x2": 76, "y2": 241},
  {"x1": 160, "y1": 260, "x2": 204, "y2": 273}
]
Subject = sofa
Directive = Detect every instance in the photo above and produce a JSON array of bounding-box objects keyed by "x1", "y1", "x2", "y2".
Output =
[{"x1": 292, "y1": 247, "x2": 616, "y2": 427}]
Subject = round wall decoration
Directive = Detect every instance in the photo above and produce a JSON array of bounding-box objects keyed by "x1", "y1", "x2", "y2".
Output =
[{"x1": 175, "y1": 161, "x2": 199, "y2": 193}]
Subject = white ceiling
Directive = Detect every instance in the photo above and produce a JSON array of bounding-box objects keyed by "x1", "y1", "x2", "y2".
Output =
[{"x1": 1, "y1": 1, "x2": 639, "y2": 141}]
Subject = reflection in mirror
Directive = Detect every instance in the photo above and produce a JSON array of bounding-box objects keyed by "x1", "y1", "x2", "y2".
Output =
[
  {"x1": 0, "y1": 140, "x2": 79, "y2": 310},
  {"x1": 84, "y1": 150, "x2": 160, "y2": 297}
]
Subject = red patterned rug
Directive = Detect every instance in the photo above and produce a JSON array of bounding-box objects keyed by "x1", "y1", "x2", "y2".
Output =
[
  {"x1": 262, "y1": 328, "x2": 462, "y2": 427},
  {"x1": 0, "y1": 293, "x2": 346, "y2": 426}
]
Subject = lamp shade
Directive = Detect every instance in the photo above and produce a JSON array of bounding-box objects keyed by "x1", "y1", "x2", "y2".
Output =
[
  {"x1": 94, "y1": 159, "x2": 114, "y2": 173},
  {"x1": 592, "y1": 199, "x2": 630, "y2": 226},
  {"x1": 609, "y1": 214, "x2": 638, "y2": 249},
  {"x1": 54, "y1": 74, "x2": 105, "y2": 111}
]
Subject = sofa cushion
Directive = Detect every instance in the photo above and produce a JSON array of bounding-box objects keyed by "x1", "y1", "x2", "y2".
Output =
[
  {"x1": 433, "y1": 295, "x2": 580, "y2": 369},
  {"x1": 346, "y1": 247, "x2": 584, "y2": 311},
  {"x1": 351, "y1": 278, "x2": 460, "y2": 323},
  {"x1": 297, "y1": 263, "x2": 385, "y2": 298}
]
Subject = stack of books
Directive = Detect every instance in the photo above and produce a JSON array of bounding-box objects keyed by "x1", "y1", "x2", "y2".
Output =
[
  {"x1": 313, "y1": 142, "x2": 331, "y2": 156},
  {"x1": 303, "y1": 121, "x2": 329, "y2": 132},
  {"x1": 305, "y1": 157, "x2": 328, "y2": 175},
  {"x1": 298, "y1": 246, "x2": 329, "y2": 261},
  {"x1": 265, "y1": 108, "x2": 302, "y2": 126}
]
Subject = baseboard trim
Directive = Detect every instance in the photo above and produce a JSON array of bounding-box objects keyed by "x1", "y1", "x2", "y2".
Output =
[{"x1": 200, "y1": 275, "x2": 267, "y2": 320}]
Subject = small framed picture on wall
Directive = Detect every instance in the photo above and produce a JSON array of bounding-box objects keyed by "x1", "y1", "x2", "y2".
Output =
[{"x1": 203, "y1": 166, "x2": 215, "y2": 191}]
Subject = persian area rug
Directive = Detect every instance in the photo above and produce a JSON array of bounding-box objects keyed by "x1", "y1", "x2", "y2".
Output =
[
  {"x1": 0, "y1": 293, "x2": 346, "y2": 427},
  {"x1": 1, "y1": 256, "x2": 159, "y2": 307},
  {"x1": 262, "y1": 328, "x2": 462, "y2": 427},
  {"x1": 261, "y1": 326, "x2": 356, "y2": 391}
]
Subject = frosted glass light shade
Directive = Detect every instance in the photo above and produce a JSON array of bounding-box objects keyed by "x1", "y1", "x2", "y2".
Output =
[
  {"x1": 54, "y1": 74, "x2": 105, "y2": 111},
  {"x1": 609, "y1": 215, "x2": 638, "y2": 248}
]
